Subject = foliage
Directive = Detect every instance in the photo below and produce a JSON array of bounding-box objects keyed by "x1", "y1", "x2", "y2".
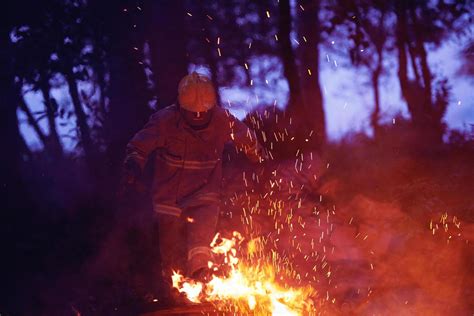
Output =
[{"x1": 1, "y1": 0, "x2": 473, "y2": 314}]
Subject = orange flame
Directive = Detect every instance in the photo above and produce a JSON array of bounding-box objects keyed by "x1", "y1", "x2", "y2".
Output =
[{"x1": 171, "y1": 231, "x2": 315, "y2": 315}]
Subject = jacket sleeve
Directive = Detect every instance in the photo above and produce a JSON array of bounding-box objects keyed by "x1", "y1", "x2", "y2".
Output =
[
  {"x1": 125, "y1": 112, "x2": 166, "y2": 171},
  {"x1": 223, "y1": 110, "x2": 262, "y2": 162}
]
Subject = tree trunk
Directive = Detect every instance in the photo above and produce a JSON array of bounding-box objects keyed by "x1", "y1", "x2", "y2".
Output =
[
  {"x1": 396, "y1": 2, "x2": 444, "y2": 144},
  {"x1": 0, "y1": 26, "x2": 30, "y2": 208},
  {"x1": 297, "y1": 0, "x2": 326, "y2": 147},
  {"x1": 39, "y1": 79, "x2": 63, "y2": 159},
  {"x1": 407, "y1": 42, "x2": 421, "y2": 83},
  {"x1": 65, "y1": 69, "x2": 95, "y2": 163},
  {"x1": 205, "y1": 46, "x2": 221, "y2": 105},
  {"x1": 148, "y1": 0, "x2": 188, "y2": 109},
  {"x1": 17, "y1": 90, "x2": 48, "y2": 147},
  {"x1": 198, "y1": 3, "x2": 221, "y2": 105},
  {"x1": 410, "y1": 8, "x2": 432, "y2": 112},
  {"x1": 395, "y1": 3, "x2": 421, "y2": 124},
  {"x1": 101, "y1": 0, "x2": 152, "y2": 180},
  {"x1": 371, "y1": 64, "x2": 381, "y2": 138},
  {"x1": 95, "y1": 57, "x2": 107, "y2": 120},
  {"x1": 278, "y1": 0, "x2": 303, "y2": 113}
]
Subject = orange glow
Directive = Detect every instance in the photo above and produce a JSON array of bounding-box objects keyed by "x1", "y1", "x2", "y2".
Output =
[{"x1": 171, "y1": 231, "x2": 315, "y2": 315}]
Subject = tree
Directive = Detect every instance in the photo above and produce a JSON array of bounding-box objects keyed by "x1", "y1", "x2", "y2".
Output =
[
  {"x1": 147, "y1": 0, "x2": 189, "y2": 109},
  {"x1": 278, "y1": 0, "x2": 303, "y2": 113},
  {"x1": 96, "y1": 0, "x2": 153, "y2": 179},
  {"x1": 0, "y1": 13, "x2": 25, "y2": 189},
  {"x1": 12, "y1": 0, "x2": 102, "y2": 166},
  {"x1": 394, "y1": 0, "x2": 470, "y2": 144},
  {"x1": 12, "y1": 6, "x2": 65, "y2": 159},
  {"x1": 0, "y1": 2, "x2": 38, "y2": 311},
  {"x1": 296, "y1": 0, "x2": 327, "y2": 146},
  {"x1": 185, "y1": 0, "x2": 278, "y2": 100},
  {"x1": 332, "y1": 0, "x2": 391, "y2": 138},
  {"x1": 16, "y1": 85, "x2": 48, "y2": 148}
]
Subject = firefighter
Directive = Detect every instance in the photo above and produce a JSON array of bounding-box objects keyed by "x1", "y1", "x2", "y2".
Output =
[{"x1": 122, "y1": 72, "x2": 262, "y2": 296}]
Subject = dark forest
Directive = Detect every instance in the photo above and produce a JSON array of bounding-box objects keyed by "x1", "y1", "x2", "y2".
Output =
[{"x1": 1, "y1": 0, "x2": 473, "y2": 315}]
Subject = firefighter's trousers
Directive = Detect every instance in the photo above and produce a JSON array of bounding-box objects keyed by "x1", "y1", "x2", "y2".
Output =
[{"x1": 157, "y1": 200, "x2": 219, "y2": 282}]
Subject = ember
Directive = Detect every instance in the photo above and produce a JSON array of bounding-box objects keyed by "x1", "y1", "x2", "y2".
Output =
[{"x1": 171, "y1": 231, "x2": 315, "y2": 315}]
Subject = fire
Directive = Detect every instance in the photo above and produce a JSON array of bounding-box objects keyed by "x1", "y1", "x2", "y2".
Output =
[
  {"x1": 172, "y1": 231, "x2": 315, "y2": 315},
  {"x1": 171, "y1": 272, "x2": 202, "y2": 303}
]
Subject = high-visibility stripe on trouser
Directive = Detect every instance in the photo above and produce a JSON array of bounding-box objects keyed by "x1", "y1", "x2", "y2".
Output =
[{"x1": 188, "y1": 246, "x2": 212, "y2": 261}]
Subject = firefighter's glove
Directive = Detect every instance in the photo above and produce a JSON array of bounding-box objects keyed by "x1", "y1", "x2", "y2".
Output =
[{"x1": 118, "y1": 158, "x2": 143, "y2": 199}]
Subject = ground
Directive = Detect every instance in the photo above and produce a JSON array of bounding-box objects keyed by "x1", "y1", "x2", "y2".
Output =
[
  {"x1": 9, "y1": 139, "x2": 473, "y2": 316},
  {"x1": 215, "y1": 139, "x2": 474, "y2": 315}
]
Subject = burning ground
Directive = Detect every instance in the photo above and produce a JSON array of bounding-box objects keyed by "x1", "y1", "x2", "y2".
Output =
[
  {"x1": 202, "y1": 133, "x2": 474, "y2": 314},
  {"x1": 142, "y1": 131, "x2": 474, "y2": 315},
  {"x1": 8, "y1": 129, "x2": 474, "y2": 316}
]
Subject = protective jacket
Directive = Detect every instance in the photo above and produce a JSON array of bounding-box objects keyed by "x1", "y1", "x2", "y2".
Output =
[{"x1": 126, "y1": 104, "x2": 259, "y2": 217}]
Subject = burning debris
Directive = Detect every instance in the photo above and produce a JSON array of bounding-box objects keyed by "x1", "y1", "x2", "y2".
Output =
[{"x1": 171, "y1": 231, "x2": 316, "y2": 315}]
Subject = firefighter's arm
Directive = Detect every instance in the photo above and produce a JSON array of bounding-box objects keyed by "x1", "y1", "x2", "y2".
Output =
[
  {"x1": 226, "y1": 111, "x2": 265, "y2": 163},
  {"x1": 125, "y1": 112, "x2": 165, "y2": 174}
]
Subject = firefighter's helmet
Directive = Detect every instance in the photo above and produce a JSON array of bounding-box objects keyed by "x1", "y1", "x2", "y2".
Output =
[{"x1": 178, "y1": 72, "x2": 216, "y2": 112}]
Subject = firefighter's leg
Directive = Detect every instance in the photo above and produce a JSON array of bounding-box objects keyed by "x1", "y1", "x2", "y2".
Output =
[
  {"x1": 184, "y1": 202, "x2": 219, "y2": 277},
  {"x1": 156, "y1": 213, "x2": 187, "y2": 284}
]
